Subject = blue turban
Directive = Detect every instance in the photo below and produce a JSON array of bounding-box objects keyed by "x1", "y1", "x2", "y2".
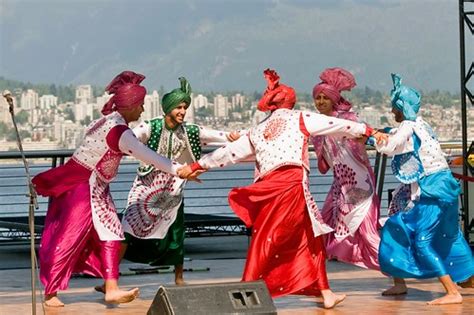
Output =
[{"x1": 390, "y1": 73, "x2": 421, "y2": 121}]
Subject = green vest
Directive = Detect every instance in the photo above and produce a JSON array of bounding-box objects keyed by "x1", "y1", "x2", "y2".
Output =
[{"x1": 137, "y1": 118, "x2": 202, "y2": 176}]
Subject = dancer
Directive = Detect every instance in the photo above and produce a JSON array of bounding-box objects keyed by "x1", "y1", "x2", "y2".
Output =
[
  {"x1": 32, "y1": 71, "x2": 185, "y2": 307},
  {"x1": 311, "y1": 67, "x2": 380, "y2": 270},
  {"x1": 117, "y1": 77, "x2": 239, "y2": 286},
  {"x1": 374, "y1": 74, "x2": 474, "y2": 305},
  {"x1": 180, "y1": 69, "x2": 386, "y2": 309}
]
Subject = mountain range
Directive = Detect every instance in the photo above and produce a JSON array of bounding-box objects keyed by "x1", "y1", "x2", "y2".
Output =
[{"x1": 0, "y1": 0, "x2": 469, "y2": 93}]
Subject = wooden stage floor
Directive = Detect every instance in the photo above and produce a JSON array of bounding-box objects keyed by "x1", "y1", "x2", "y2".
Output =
[{"x1": 0, "y1": 237, "x2": 473, "y2": 314}]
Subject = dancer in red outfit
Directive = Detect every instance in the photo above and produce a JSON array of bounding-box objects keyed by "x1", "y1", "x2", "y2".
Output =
[{"x1": 180, "y1": 69, "x2": 386, "y2": 309}]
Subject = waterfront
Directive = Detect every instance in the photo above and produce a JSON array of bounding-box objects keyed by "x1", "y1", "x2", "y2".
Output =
[{"x1": 0, "y1": 157, "x2": 400, "y2": 220}]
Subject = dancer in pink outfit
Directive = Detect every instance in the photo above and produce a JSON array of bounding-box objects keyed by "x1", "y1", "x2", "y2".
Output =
[
  {"x1": 311, "y1": 68, "x2": 381, "y2": 270},
  {"x1": 32, "y1": 71, "x2": 185, "y2": 307}
]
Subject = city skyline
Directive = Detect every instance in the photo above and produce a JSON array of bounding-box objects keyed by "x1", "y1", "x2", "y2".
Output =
[{"x1": 1, "y1": 82, "x2": 473, "y2": 152}]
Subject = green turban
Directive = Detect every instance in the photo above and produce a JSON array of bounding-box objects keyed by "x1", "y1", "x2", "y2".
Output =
[{"x1": 161, "y1": 77, "x2": 192, "y2": 114}]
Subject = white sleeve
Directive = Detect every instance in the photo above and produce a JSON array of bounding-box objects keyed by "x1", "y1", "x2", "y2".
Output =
[
  {"x1": 375, "y1": 121, "x2": 415, "y2": 156},
  {"x1": 132, "y1": 121, "x2": 151, "y2": 144},
  {"x1": 118, "y1": 129, "x2": 182, "y2": 175},
  {"x1": 302, "y1": 111, "x2": 368, "y2": 138},
  {"x1": 198, "y1": 134, "x2": 255, "y2": 169},
  {"x1": 199, "y1": 126, "x2": 229, "y2": 146}
]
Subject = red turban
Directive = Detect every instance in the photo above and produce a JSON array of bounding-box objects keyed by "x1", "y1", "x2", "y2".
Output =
[
  {"x1": 101, "y1": 71, "x2": 147, "y2": 115},
  {"x1": 312, "y1": 67, "x2": 356, "y2": 112},
  {"x1": 257, "y1": 69, "x2": 296, "y2": 112}
]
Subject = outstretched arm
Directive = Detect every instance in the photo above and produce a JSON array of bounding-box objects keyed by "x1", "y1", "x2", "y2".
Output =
[
  {"x1": 118, "y1": 129, "x2": 182, "y2": 175},
  {"x1": 301, "y1": 111, "x2": 371, "y2": 138},
  {"x1": 178, "y1": 134, "x2": 255, "y2": 178},
  {"x1": 374, "y1": 121, "x2": 414, "y2": 156}
]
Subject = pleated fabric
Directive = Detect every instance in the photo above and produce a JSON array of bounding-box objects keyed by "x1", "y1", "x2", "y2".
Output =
[{"x1": 229, "y1": 166, "x2": 330, "y2": 298}]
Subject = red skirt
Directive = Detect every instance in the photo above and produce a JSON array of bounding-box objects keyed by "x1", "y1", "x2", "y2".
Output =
[{"x1": 229, "y1": 166, "x2": 329, "y2": 298}]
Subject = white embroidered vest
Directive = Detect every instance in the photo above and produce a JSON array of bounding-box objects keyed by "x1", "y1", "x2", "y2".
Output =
[
  {"x1": 72, "y1": 112, "x2": 126, "y2": 183},
  {"x1": 413, "y1": 117, "x2": 449, "y2": 176},
  {"x1": 249, "y1": 109, "x2": 309, "y2": 179}
]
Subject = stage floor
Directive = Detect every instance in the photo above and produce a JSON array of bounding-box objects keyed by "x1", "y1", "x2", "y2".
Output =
[{"x1": 1, "y1": 236, "x2": 473, "y2": 314}]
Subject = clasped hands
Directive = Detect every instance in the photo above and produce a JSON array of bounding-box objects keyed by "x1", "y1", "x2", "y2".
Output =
[
  {"x1": 371, "y1": 129, "x2": 388, "y2": 144},
  {"x1": 177, "y1": 164, "x2": 207, "y2": 183}
]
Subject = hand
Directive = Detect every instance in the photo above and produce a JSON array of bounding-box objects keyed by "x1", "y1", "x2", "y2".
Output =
[
  {"x1": 186, "y1": 169, "x2": 207, "y2": 183},
  {"x1": 372, "y1": 131, "x2": 388, "y2": 145},
  {"x1": 177, "y1": 165, "x2": 193, "y2": 179},
  {"x1": 356, "y1": 135, "x2": 368, "y2": 144},
  {"x1": 227, "y1": 131, "x2": 241, "y2": 142}
]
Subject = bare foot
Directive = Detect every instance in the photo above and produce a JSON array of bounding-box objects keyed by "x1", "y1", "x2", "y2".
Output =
[
  {"x1": 175, "y1": 278, "x2": 187, "y2": 286},
  {"x1": 458, "y1": 277, "x2": 474, "y2": 289},
  {"x1": 105, "y1": 288, "x2": 140, "y2": 304},
  {"x1": 382, "y1": 283, "x2": 408, "y2": 296},
  {"x1": 94, "y1": 284, "x2": 106, "y2": 294},
  {"x1": 427, "y1": 293, "x2": 462, "y2": 305},
  {"x1": 323, "y1": 293, "x2": 346, "y2": 309},
  {"x1": 44, "y1": 294, "x2": 65, "y2": 307}
]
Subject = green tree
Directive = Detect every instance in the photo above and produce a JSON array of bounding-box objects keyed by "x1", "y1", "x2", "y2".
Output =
[
  {"x1": 7, "y1": 129, "x2": 31, "y2": 141},
  {"x1": 0, "y1": 121, "x2": 9, "y2": 137},
  {"x1": 93, "y1": 109, "x2": 101, "y2": 119},
  {"x1": 81, "y1": 116, "x2": 92, "y2": 126},
  {"x1": 15, "y1": 110, "x2": 29, "y2": 125},
  {"x1": 64, "y1": 107, "x2": 75, "y2": 122}
]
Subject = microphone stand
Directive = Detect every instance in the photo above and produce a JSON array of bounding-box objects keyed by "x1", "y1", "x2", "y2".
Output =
[{"x1": 3, "y1": 91, "x2": 38, "y2": 315}]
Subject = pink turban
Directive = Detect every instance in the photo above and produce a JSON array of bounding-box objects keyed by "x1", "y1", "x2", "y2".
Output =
[
  {"x1": 101, "y1": 71, "x2": 147, "y2": 115},
  {"x1": 257, "y1": 69, "x2": 296, "y2": 112},
  {"x1": 312, "y1": 67, "x2": 356, "y2": 112}
]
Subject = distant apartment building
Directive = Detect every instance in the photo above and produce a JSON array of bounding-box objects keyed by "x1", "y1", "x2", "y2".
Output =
[
  {"x1": 231, "y1": 93, "x2": 245, "y2": 109},
  {"x1": 186, "y1": 101, "x2": 195, "y2": 124},
  {"x1": 213, "y1": 94, "x2": 229, "y2": 118},
  {"x1": 74, "y1": 102, "x2": 94, "y2": 122},
  {"x1": 142, "y1": 90, "x2": 161, "y2": 121},
  {"x1": 20, "y1": 89, "x2": 38, "y2": 110},
  {"x1": 54, "y1": 118, "x2": 82, "y2": 148},
  {"x1": 39, "y1": 95, "x2": 58, "y2": 110},
  {"x1": 75, "y1": 85, "x2": 93, "y2": 104},
  {"x1": 0, "y1": 97, "x2": 12, "y2": 126},
  {"x1": 192, "y1": 94, "x2": 209, "y2": 109}
]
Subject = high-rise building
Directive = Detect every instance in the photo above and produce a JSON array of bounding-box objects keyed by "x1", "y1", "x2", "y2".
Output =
[
  {"x1": 39, "y1": 95, "x2": 58, "y2": 110},
  {"x1": 142, "y1": 90, "x2": 161, "y2": 121},
  {"x1": 231, "y1": 93, "x2": 245, "y2": 109},
  {"x1": 74, "y1": 102, "x2": 94, "y2": 122},
  {"x1": 213, "y1": 94, "x2": 229, "y2": 118},
  {"x1": 75, "y1": 85, "x2": 93, "y2": 104},
  {"x1": 20, "y1": 89, "x2": 38, "y2": 110},
  {"x1": 192, "y1": 94, "x2": 209, "y2": 109},
  {"x1": 186, "y1": 100, "x2": 195, "y2": 124}
]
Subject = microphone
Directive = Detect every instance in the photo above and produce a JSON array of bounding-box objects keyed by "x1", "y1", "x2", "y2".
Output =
[{"x1": 3, "y1": 90, "x2": 14, "y2": 112}]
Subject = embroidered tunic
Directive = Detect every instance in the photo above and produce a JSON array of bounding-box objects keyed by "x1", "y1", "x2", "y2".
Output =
[
  {"x1": 32, "y1": 111, "x2": 181, "y2": 294},
  {"x1": 122, "y1": 117, "x2": 230, "y2": 239},
  {"x1": 195, "y1": 108, "x2": 370, "y2": 297},
  {"x1": 311, "y1": 111, "x2": 380, "y2": 270}
]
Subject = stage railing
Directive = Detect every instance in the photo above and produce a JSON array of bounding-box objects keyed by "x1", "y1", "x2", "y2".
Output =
[{"x1": 0, "y1": 142, "x2": 468, "y2": 243}]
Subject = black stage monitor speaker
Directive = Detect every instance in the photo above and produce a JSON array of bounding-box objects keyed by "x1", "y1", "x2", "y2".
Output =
[{"x1": 147, "y1": 280, "x2": 277, "y2": 315}]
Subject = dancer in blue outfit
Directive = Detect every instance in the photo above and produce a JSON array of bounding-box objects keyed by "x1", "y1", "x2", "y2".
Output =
[{"x1": 374, "y1": 74, "x2": 474, "y2": 305}]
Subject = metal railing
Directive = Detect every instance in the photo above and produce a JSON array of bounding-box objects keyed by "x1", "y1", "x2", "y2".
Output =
[{"x1": 0, "y1": 142, "x2": 470, "y2": 244}]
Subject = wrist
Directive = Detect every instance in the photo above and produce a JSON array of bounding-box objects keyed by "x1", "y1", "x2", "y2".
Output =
[
  {"x1": 190, "y1": 162, "x2": 204, "y2": 172},
  {"x1": 364, "y1": 125, "x2": 374, "y2": 137}
]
